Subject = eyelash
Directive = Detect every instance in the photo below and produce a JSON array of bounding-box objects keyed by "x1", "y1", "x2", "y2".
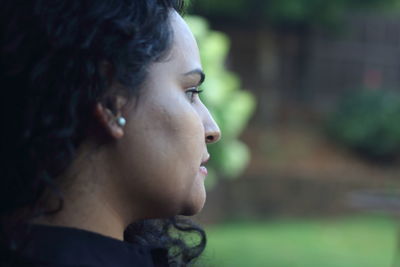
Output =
[{"x1": 185, "y1": 87, "x2": 203, "y2": 103}]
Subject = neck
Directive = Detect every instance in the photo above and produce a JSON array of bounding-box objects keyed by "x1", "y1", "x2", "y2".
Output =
[
  {"x1": 32, "y1": 142, "x2": 136, "y2": 241},
  {"x1": 33, "y1": 191, "x2": 127, "y2": 240}
]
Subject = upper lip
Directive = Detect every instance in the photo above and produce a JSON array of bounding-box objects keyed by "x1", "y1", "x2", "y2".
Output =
[{"x1": 201, "y1": 155, "x2": 210, "y2": 166}]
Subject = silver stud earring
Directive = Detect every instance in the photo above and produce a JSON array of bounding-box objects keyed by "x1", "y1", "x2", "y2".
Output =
[{"x1": 117, "y1": 117, "x2": 126, "y2": 127}]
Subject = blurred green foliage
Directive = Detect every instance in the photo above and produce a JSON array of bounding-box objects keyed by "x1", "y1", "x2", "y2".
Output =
[
  {"x1": 326, "y1": 90, "x2": 400, "y2": 162},
  {"x1": 197, "y1": 215, "x2": 396, "y2": 267},
  {"x1": 190, "y1": 0, "x2": 400, "y2": 26},
  {"x1": 185, "y1": 16, "x2": 256, "y2": 187}
]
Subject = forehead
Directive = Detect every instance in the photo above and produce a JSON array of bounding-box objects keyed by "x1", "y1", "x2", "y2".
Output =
[
  {"x1": 137, "y1": 11, "x2": 202, "y2": 95},
  {"x1": 168, "y1": 11, "x2": 201, "y2": 70}
]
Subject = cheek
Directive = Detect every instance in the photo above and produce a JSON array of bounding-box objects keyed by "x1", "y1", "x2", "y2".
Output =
[
  {"x1": 144, "y1": 99, "x2": 204, "y2": 165},
  {"x1": 117, "y1": 97, "x2": 205, "y2": 216}
]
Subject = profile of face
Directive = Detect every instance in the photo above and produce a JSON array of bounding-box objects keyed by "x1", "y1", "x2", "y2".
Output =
[{"x1": 103, "y1": 11, "x2": 221, "y2": 220}]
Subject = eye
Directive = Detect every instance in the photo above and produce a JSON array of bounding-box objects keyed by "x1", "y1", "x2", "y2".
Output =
[{"x1": 185, "y1": 87, "x2": 203, "y2": 103}]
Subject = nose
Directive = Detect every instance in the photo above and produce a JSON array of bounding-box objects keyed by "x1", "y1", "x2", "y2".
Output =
[{"x1": 203, "y1": 109, "x2": 221, "y2": 144}]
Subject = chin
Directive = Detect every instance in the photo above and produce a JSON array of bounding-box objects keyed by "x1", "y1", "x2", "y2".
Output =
[
  {"x1": 180, "y1": 195, "x2": 206, "y2": 216},
  {"x1": 180, "y1": 206, "x2": 203, "y2": 216}
]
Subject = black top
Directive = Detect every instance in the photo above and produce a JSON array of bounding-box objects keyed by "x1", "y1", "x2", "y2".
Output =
[{"x1": 13, "y1": 224, "x2": 169, "y2": 267}]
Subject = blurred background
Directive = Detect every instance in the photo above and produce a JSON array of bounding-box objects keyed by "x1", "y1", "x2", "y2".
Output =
[{"x1": 184, "y1": 0, "x2": 400, "y2": 266}]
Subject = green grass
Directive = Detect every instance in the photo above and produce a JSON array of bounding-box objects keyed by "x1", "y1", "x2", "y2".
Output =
[{"x1": 196, "y1": 215, "x2": 399, "y2": 267}]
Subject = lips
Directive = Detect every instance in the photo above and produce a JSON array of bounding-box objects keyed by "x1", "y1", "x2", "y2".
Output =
[
  {"x1": 199, "y1": 166, "x2": 208, "y2": 176},
  {"x1": 201, "y1": 155, "x2": 210, "y2": 166},
  {"x1": 199, "y1": 154, "x2": 210, "y2": 176}
]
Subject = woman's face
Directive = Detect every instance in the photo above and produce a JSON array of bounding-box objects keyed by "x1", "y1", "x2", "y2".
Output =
[{"x1": 110, "y1": 11, "x2": 220, "y2": 219}]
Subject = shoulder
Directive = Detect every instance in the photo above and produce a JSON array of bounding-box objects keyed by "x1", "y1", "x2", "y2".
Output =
[{"x1": 8, "y1": 224, "x2": 163, "y2": 267}]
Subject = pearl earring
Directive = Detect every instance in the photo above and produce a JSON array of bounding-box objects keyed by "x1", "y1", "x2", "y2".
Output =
[{"x1": 117, "y1": 117, "x2": 126, "y2": 127}]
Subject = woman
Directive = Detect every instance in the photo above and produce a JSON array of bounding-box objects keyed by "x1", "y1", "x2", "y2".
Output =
[{"x1": 0, "y1": 0, "x2": 221, "y2": 266}]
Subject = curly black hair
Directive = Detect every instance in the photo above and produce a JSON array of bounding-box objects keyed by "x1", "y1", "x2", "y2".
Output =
[{"x1": 0, "y1": 0, "x2": 206, "y2": 266}]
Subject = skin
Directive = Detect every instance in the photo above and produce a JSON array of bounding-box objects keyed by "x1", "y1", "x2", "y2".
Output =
[{"x1": 33, "y1": 11, "x2": 221, "y2": 240}]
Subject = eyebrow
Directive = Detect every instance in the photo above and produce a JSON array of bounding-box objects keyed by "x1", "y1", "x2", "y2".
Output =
[{"x1": 183, "y1": 69, "x2": 205, "y2": 86}]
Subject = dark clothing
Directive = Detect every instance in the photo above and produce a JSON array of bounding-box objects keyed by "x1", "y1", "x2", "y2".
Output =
[{"x1": 12, "y1": 224, "x2": 169, "y2": 267}]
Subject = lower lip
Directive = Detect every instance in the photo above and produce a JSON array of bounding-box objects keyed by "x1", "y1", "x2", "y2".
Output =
[{"x1": 199, "y1": 166, "x2": 208, "y2": 176}]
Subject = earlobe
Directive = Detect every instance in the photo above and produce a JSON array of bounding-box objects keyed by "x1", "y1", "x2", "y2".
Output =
[{"x1": 94, "y1": 102, "x2": 125, "y2": 139}]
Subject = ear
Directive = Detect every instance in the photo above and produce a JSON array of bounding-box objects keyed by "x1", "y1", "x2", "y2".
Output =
[{"x1": 94, "y1": 95, "x2": 128, "y2": 139}]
